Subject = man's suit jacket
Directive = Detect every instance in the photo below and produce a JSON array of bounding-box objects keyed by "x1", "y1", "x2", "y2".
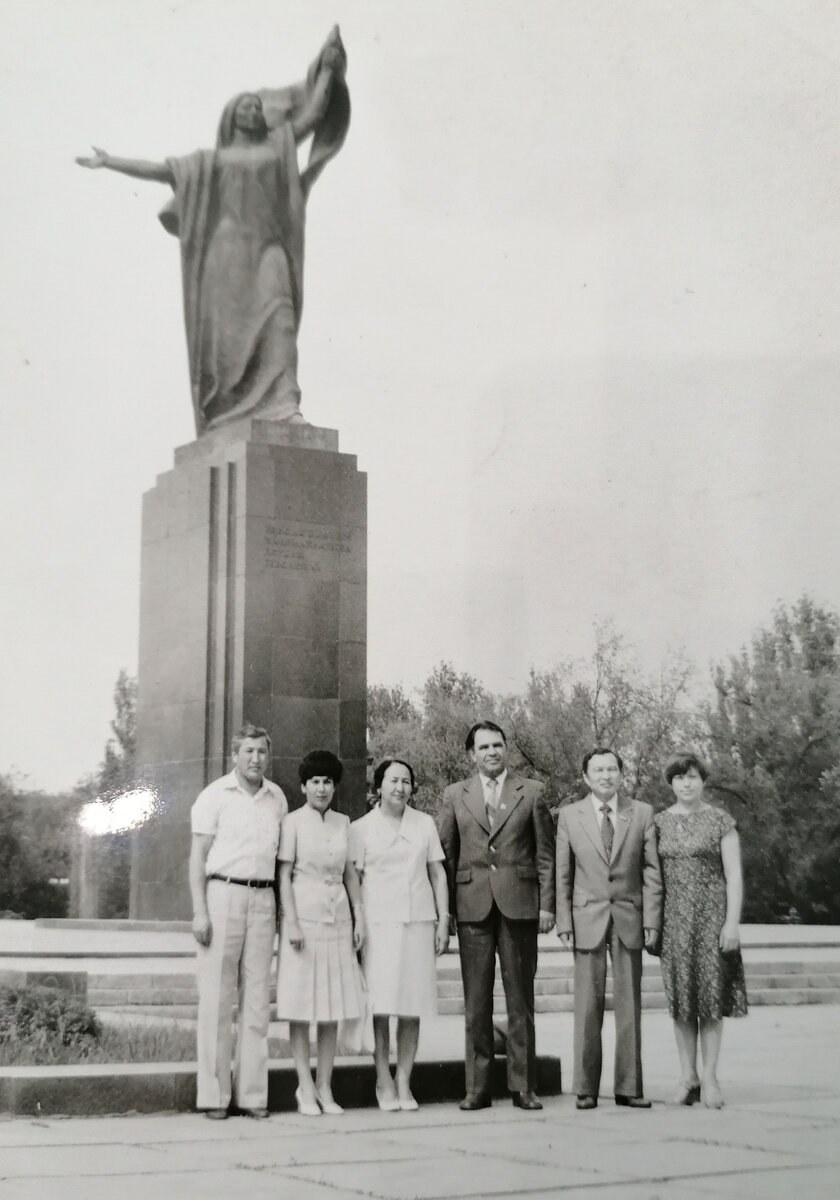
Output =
[
  {"x1": 438, "y1": 773, "x2": 555, "y2": 923},
  {"x1": 555, "y1": 796, "x2": 662, "y2": 951}
]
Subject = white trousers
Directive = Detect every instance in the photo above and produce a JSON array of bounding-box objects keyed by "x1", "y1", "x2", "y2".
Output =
[{"x1": 196, "y1": 880, "x2": 276, "y2": 1110}]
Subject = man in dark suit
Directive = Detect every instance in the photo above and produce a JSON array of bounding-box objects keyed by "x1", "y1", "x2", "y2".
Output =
[
  {"x1": 438, "y1": 721, "x2": 555, "y2": 1111},
  {"x1": 556, "y1": 747, "x2": 662, "y2": 1110}
]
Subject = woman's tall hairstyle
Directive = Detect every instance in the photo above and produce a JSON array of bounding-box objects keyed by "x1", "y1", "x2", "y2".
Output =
[
  {"x1": 663, "y1": 752, "x2": 709, "y2": 786},
  {"x1": 298, "y1": 749, "x2": 343, "y2": 785}
]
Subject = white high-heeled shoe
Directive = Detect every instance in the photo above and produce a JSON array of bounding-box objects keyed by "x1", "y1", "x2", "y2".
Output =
[
  {"x1": 702, "y1": 1081, "x2": 724, "y2": 1109},
  {"x1": 398, "y1": 1092, "x2": 419, "y2": 1112},
  {"x1": 315, "y1": 1087, "x2": 344, "y2": 1115},
  {"x1": 295, "y1": 1087, "x2": 321, "y2": 1117},
  {"x1": 376, "y1": 1086, "x2": 401, "y2": 1112}
]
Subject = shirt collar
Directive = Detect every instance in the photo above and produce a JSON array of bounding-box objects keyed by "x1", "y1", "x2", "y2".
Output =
[
  {"x1": 480, "y1": 770, "x2": 507, "y2": 794},
  {"x1": 300, "y1": 800, "x2": 335, "y2": 824},
  {"x1": 590, "y1": 792, "x2": 617, "y2": 818},
  {"x1": 223, "y1": 768, "x2": 270, "y2": 799},
  {"x1": 372, "y1": 803, "x2": 422, "y2": 841}
]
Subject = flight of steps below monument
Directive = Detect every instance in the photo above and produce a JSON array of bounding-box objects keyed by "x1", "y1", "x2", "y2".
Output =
[
  {"x1": 87, "y1": 959, "x2": 840, "y2": 1017},
  {"x1": 435, "y1": 960, "x2": 840, "y2": 1014}
]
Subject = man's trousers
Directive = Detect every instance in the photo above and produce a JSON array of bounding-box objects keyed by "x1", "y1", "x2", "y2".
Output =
[
  {"x1": 572, "y1": 918, "x2": 643, "y2": 1099},
  {"x1": 457, "y1": 905, "x2": 538, "y2": 1098},
  {"x1": 196, "y1": 880, "x2": 276, "y2": 1110}
]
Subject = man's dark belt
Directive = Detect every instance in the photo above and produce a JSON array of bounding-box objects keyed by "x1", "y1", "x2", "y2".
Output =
[{"x1": 207, "y1": 873, "x2": 274, "y2": 889}]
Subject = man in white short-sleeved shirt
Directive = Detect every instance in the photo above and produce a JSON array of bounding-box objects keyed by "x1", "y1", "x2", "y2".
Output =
[{"x1": 189, "y1": 723, "x2": 287, "y2": 1119}]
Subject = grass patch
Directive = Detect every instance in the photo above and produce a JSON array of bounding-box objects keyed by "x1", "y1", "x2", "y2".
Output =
[
  {"x1": 1, "y1": 983, "x2": 199, "y2": 1065},
  {"x1": 0, "y1": 1020, "x2": 198, "y2": 1066}
]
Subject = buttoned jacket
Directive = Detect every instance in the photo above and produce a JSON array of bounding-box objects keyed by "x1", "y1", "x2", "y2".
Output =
[
  {"x1": 555, "y1": 795, "x2": 662, "y2": 951},
  {"x1": 350, "y1": 805, "x2": 444, "y2": 924},
  {"x1": 437, "y1": 773, "x2": 556, "y2": 923},
  {"x1": 278, "y1": 804, "x2": 351, "y2": 925}
]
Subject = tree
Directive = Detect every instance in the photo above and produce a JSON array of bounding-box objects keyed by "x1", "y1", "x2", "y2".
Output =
[
  {"x1": 366, "y1": 683, "x2": 418, "y2": 737},
  {"x1": 706, "y1": 596, "x2": 840, "y2": 922},
  {"x1": 71, "y1": 670, "x2": 138, "y2": 919},
  {"x1": 0, "y1": 774, "x2": 77, "y2": 918},
  {"x1": 98, "y1": 669, "x2": 137, "y2": 795},
  {"x1": 508, "y1": 624, "x2": 699, "y2": 810},
  {"x1": 367, "y1": 634, "x2": 698, "y2": 817},
  {"x1": 368, "y1": 663, "x2": 500, "y2": 813}
]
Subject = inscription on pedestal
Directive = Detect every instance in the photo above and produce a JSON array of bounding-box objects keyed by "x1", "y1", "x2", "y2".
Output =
[{"x1": 264, "y1": 520, "x2": 352, "y2": 574}]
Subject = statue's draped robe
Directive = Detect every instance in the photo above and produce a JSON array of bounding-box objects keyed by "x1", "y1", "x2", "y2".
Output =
[{"x1": 159, "y1": 49, "x2": 350, "y2": 434}]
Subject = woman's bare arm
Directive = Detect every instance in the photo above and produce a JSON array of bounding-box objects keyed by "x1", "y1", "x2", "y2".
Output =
[
  {"x1": 720, "y1": 828, "x2": 744, "y2": 951},
  {"x1": 343, "y1": 858, "x2": 366, "y2": 951},
  {"x1": 279, "y1": 861, "x2": 304, "y2": 949},
  {"x1": 429, "y1": 860, "x2": 450, "y2": 955}
]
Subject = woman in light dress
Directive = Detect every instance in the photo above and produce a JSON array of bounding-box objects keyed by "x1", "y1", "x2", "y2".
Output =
[
  {"x1": 351, "y1": 758, "x2": 450, "y2": 1111},
  {"x1": 656, "y1": 753, "x2": 748, "y2": 1109},
  {"x1": 276, "y1": 750, "x2": 366, "y2": 1117}
]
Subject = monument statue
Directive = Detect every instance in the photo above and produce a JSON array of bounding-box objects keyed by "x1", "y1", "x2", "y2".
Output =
[{"x1": 76, "y1": 27, "x2": 350, "y2": 435}]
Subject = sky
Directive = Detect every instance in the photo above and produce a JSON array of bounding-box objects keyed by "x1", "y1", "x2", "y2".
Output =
[{"x1": 2, "y1": 0, "x2": 840, "y2": 791}]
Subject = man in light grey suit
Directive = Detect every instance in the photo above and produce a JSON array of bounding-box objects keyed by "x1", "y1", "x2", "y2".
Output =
[{"x1": 556, "y1": 747, "x2": 662, "y2": 1109}]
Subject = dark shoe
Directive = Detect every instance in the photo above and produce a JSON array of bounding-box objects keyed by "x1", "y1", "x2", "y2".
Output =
[
  {"x1": 615, "y1": 1095, "x2": 652, "y2": 1108},
  {"x1": 511, "y1": 1091, "x2": 543, "y2": 1110},
  {"x1": 459, "y1": 1094, "x2": 492, "y2": 1111},
  {"x1": 240, "y1": 1107, "x2": 270, "y2": 1119},
  {"x1": 203, "y1": 1108, "x2": 229, "y2": 1120},
  {"x1": 575, "y1": 1095, "x2": 597, "y2": 1110}
]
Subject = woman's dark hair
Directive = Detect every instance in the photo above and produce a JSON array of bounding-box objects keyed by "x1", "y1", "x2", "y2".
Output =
[
  {"x1": 664, "y1": 752, "x2": 709, "y2": 785},
  {"x1": 298, "y1": 749, "x2": 343, "y2": 785},
  {"x1": 465, "y1": 720, "x2": 506, "y2": 752},
  {"x1": 581, "y1": 746, "x2": 624, "y2": 775},
  {"x1": 373, "y1": 758, "x2": 417, "y2": 793}
]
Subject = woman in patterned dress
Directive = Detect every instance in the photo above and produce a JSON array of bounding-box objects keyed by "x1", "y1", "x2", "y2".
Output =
[
  {"x1": 656, "y1": 753, "x2": 748, "y2": 1109},
  {"x1": 276, "y1": 750, "x2": 367, "y2": 1117},
  {"x1": 350, "y1": 759, "x2": 450, "y2": 1111}
]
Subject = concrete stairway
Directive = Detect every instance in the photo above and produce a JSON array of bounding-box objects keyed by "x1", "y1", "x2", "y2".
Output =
[
  {"x1": 436, "y1": 957, "x2": 840, "y2": 1014},
  {"x1": 86, "y1": 953, "x2": 840, "y2": 1016}
]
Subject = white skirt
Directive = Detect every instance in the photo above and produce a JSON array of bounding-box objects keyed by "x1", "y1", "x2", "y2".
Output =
[
  {"x1": 362, "y1": 920, "x2": 438, "y2": 1018},
  {"x1": 276, "y1": 917, "x2": 366, "y2": 1023}
]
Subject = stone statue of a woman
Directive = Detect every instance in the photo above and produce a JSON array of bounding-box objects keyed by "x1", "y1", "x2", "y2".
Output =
[{"x1": 77, "y1": 27, "x2": 349, "y2": 435}]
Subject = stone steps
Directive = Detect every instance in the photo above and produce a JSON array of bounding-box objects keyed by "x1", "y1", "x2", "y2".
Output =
[{"x1": 85, "y1": 959, "x2": 840, "y2": 1013}]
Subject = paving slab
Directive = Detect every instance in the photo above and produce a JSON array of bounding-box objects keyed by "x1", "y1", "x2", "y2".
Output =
[
  {"x1": 687, "y1": 1164, "x2": 840, "y2": 1200},
  {"x1": 1, "y1": 1007, "x2": 839, "y2": 1198},
  {"x1": 0, "y1": 1169, "x2": 366, "y2": 1200}
]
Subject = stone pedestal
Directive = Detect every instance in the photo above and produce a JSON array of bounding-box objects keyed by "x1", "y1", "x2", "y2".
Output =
[{"x1": 130, "y1": 420, "x2": 367, "y2": 919}]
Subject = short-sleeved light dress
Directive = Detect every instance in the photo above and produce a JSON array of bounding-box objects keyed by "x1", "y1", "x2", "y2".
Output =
[
  {"x1": 275, "y1": 804, "x2": 367, "y2": 1023},
  {"x1": 350, "y1": 805, "x2": 445, "y2": 1018},
  {"x1": 655, "y1": 805, "x2": 748, "y2": 1023}
]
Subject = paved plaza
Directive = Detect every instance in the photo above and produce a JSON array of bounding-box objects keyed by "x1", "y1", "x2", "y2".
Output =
[{"x1": 1, "y1": 1005, "x2": 838, "y2": 1199}]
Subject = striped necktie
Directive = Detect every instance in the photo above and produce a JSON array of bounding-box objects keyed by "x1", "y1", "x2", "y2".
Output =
[
  {"x1": 600, "y1": 803, "x2": 614, "y2": 857},
  {"x1": 485, "y1": 777, "x2": 498, "y2": 826}
]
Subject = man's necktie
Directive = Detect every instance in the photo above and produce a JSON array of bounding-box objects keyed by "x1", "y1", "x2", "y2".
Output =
[
  {"x1": 600, "y1": 803, "x2": 614, "y2": 858},
  {"x1": 485, "y1": 778, "x2": 497, "y2": 826}
]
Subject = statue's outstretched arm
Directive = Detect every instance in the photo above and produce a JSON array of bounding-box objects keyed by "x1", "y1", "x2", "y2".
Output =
[{"x1": 76, "y1": 146, "x2": 174, "y2": 185}]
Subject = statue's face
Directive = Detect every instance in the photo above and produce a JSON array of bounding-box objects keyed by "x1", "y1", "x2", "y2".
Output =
[{"x1": 233, "y1": 94, "x2": 265, "y2": 135}]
